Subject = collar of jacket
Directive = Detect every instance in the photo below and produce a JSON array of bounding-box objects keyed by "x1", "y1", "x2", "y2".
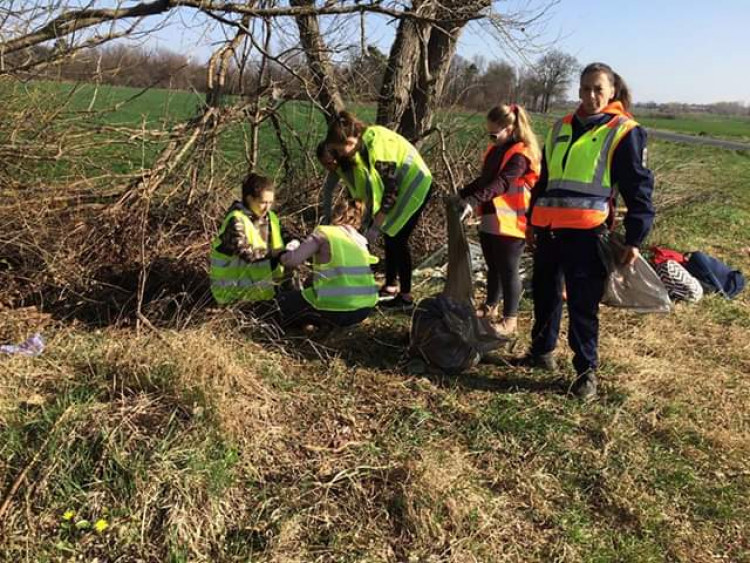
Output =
[
  {"x1": 230, "y1": 200, "x2": 265, "y2": 223},
  {"x1": 575, "y1": 101, "x2": 632, "y2": 120}
]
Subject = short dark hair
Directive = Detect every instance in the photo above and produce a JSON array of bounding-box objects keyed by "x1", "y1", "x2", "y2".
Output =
[{"x1": 241, "y1": 173, "x2": 274, "y2": 201}]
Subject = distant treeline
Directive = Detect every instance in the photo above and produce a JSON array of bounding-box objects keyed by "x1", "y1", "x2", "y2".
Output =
[
  {"x1": 634, "y1": 101, "x2": 750, "y2": 117},
  {"x1": 16, "y1": 44, "x2": 750, "y2": 117}
]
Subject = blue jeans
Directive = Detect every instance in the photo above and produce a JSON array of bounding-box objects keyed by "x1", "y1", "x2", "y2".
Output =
[{"x1": 530, "y1": 228, "x2": 608, "y2": 375}]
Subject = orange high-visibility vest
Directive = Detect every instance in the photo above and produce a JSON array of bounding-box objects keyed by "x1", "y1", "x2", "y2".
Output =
[
  {"x1": 481, "y1": 142, "x2": 540, "y2": 238},
  {"x1": 531, "y1": 102, "x2": 637, "y2": 230}
]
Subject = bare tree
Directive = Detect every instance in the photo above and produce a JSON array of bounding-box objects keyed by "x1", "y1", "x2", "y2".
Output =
[
  {"x1": 397, "y1": 0, "x2": 492, "y2": 142},
  {"x1": 0, "y1": 0, "x2": 556, "y2": 325},
  {"x1": 531, "y1": 50, "x2": 578, "y2": 113}
]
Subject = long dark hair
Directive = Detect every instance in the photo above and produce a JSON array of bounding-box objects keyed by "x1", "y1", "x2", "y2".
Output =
[
  {"x1": 325, "y1": 111, "x2": 367, "y2": 146},
  {"x1": 580, "y1": 62, "x2": 632, "y2": 111}
]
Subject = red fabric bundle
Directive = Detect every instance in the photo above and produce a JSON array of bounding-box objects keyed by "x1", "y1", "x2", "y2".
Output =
[{"x1": 650, "y1": 246, "x2": 686, "y2": 265}]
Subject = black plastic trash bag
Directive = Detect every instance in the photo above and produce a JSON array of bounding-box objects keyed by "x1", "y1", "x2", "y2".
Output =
[
  {"x1": 600, "y1": 233, "x2": 671, "y2": 314},
  {"x1": 409, "y1": 199, "x2": 505, "y2": 374}
]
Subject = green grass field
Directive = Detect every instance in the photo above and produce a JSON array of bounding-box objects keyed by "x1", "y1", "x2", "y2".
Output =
[
  {"x1": 2, "y1": 82, "x2": 750, "y2": 561},
  {"x1": 2, "y1": 81, "x2": 523, "y2": 186},
  {"x1": 638, "y1": 112, "x2": 750, "y2": 141}
]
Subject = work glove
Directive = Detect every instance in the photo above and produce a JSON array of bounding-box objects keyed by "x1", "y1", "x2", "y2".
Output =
[
  {"x1": 285, "y1": 239, "x2": 301, "y2": 252},
  {"x1": 459, "y1": 199, "x2": 473, "y2": 222},
  {"x1": 382, "y1": 190, "x2": 398, "y2": 209}
]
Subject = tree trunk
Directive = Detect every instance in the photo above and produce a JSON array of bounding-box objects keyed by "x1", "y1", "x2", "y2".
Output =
[
  {"x1": 398, "y1": 20, "x2": 463, "y2": 143},
  {"x1": 375, "y1": 0, "x2": 434, "y2": 129},
  {"x1": 290, "y1": 0, "x2": 345, "y2": 119},
  {"x1": 381, "y1": 0, "x2": 489, "y2": 141}
]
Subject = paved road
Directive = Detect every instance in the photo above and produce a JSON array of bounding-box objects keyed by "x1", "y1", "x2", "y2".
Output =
[{"x1": 647, "y1": 128, "x2": 750, "y2": 151}]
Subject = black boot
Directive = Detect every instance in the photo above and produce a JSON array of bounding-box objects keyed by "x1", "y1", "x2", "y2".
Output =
[{"x1": 571, "y1": 371, "x2": 598, "y2": 401}]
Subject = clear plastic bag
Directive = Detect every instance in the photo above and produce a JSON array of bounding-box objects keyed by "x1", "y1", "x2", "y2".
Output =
[{"x1": 600, "y1": 233, "x2": 671, "y2": 314}]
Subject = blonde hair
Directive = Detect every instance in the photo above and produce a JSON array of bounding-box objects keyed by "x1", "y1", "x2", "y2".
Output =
[
  {"x1": 331, "y1": 200, "x2": 365, "y2": 230},
  {"x1": 487, "y1": 104, "x2": 541, "y2": 167}
]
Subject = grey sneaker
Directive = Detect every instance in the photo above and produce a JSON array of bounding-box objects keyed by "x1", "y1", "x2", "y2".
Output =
[
  {"x1": 514, "y1": 352, "x2": 557, "y2": 372},
  {"x1": 571, "y1": 371, "x2": 598, "y2": 401}
]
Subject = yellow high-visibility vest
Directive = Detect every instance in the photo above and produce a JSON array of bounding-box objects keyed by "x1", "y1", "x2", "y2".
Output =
[
  {"x1": 302, "y1": 226, "x2": 378, "y2": 312},
  {"x1": 532, "y1": 102, "x2": 637, "y2": 230},
  {"x1": 336, "y1": 126, "x2": 432, "y2": 236},
  {"x1": 210, "y1": 208, "x2": 283, "y2": 304}
]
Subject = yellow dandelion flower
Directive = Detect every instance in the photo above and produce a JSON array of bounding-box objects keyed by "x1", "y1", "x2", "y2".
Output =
[
  {"x1": 62, "y1": 510, "x2": 75, "y2": 521},
  {"x1": 94, "y1": 519, "x2": 109, "y2": 533}
]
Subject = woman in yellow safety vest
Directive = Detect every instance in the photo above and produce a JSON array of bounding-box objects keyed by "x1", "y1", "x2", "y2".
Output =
[
  {"x1": 456, "y1": 103, "x2": 540, "y2": 336},
  {"x1": 519, "y1": 62, "x2": 655, "y2": 400},
  {"x1": 321, "y1": 111, "x2": 433, "y2": 312},
  {"x1": 209, "y1": 173, "x2": 286, "y2": 306},
  {"x1": 274, "y1": 200, "x2": 378, "y2": 330}
]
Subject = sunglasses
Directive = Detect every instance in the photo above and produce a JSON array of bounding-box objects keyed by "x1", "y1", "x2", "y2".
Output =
[{"x1": 487, "y1": 132, "x2": 503, "y2": 140}]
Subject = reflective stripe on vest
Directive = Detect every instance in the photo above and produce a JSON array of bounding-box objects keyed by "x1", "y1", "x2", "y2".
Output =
[
  {"x1": 338, "y1": 126, "x2": 432, "y2": 237},
  {"x1": 313, "y1": 265, "x2": 375, "y2": 282},
  {"x1": 483, "y1": 142, "x2": 540, "y2": 239},
  {"x1": 212, "y1": 277, "x2": 275, "y2": 290},
  {"x1": 534, "y1": 196, "x2": 609, "y2": 210},
  {"x1": 531, "y1": 106, "x2": 637, "y2": 230},
  {"x1": 209, "y1": 208, "x2": 284, "y2": 304},
  {"x1": 302, "y1": 225, "x2": 378, "y2": 312}
]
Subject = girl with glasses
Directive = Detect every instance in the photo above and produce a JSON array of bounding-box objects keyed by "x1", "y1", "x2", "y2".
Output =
[{"x1": 456, "y1": 104, "x2": 541, "y2": 336}]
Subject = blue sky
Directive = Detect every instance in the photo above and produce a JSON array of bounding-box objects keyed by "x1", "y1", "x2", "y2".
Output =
[
  {"x1": 458, "y1": 0, "x2": 750, "y2": 105},
  {"x1": 149, "y1": 0, "x2": 749, "y2": 105}
]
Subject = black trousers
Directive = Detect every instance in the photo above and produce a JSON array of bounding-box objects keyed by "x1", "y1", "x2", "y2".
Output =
[
  {"x1": 530, "y1": 228, "x2": 608, "y2": 375},
  {"x1": 479, "y1": 232, "x2": 525, "y2": 317},
  {"x1": 274, "y1": 290, "x2": 372, "y2": 329},
  {"x1": 383, "y1": 191, "x2": 431, "y2": 295}
]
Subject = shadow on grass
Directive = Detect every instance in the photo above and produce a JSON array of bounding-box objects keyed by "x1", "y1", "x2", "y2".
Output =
[
  {"x1": 289, "y1": 313, "x2": 568, "y2": 396},
  {"x1": 44, "y1": 257, "x2": 213, "y2": 329},
  {"x1": 428, "y1": 370, "x2": 568, "y2": 395}
]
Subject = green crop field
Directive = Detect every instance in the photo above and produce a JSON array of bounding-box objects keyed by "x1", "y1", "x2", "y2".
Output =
[
  {"x1": 638, "y1": 112, "x2": 750, "y2": 141},
  {"x1": 2, "y1": 81, "x2": 750, "y2": 562},
  {"x1": 6, "y1": 81, "x2": 548, "y2": 184}
]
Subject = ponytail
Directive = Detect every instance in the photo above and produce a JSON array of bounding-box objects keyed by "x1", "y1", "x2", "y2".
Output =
[
  {"x1": 512, "y1": 105, "x2": 541, "y2": 168},
  {"x1": 612, "y1": 72, "x2": 632, "y2": 112},
  {"x1": 325, "y1": 111, "x2": 367, "y2": 146}
]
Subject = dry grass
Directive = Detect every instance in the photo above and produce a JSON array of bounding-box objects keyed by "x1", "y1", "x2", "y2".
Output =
[{"x1": 2, "y1": 112, "x2": 750, "y2": 560}]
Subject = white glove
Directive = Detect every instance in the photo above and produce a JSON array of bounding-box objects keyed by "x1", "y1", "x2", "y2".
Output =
[
  {"x1": 459, "y1": 200, "x2": 473, "y2": 222},
  {"x1": 285, "y1": 239, "x2": 301, "y2": 252},
  {"x1": 365, "y1": 225, "x2": 380, "y2": 245}
]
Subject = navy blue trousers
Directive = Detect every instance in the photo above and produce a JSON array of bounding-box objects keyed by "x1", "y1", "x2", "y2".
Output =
[{"x1": 530, "y1": 228, "x2": 608, "y2": 375}]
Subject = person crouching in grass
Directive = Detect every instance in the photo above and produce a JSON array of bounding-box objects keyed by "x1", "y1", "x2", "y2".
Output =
[
  {"x1": 210, "y1": 173, "x2": 286, "y2": 308},
  {"x1": 273, "y1": 200, "x2": 378, "y2": 331}
]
